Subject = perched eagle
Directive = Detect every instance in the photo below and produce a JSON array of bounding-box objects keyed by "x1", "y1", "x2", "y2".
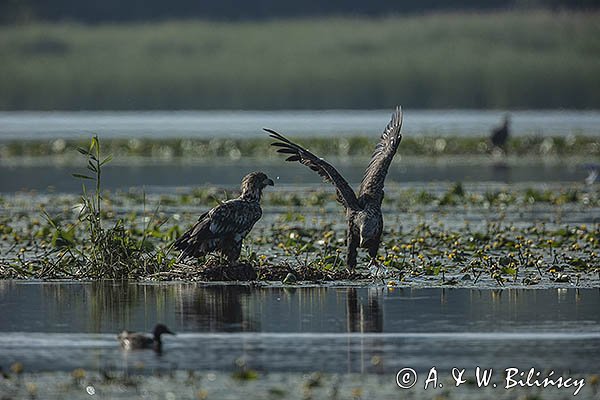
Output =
[
  {"x1": 266, "y1": 107, "x2": 403, "y2": 270},
  {"x1": 174, "y1": 172, "x2": 274, "y2": 264}
]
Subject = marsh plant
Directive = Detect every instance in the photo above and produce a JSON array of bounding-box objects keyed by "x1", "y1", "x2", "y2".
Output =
[
  {"x1": 2, "y1": 135, "x2": 599, "y2": 160},
  {"x1": 1, "y1": 12, "x2": 599, "y2": 110},
  {"x1": 1, "y1": 143, "x2": 598, "y2": 282},
  {"x1": 37, "y1": 136, "x2": 172, "y2": 279}
]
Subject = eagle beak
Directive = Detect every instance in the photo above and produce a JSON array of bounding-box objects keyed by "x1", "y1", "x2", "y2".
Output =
[{"x1": 265, "y1": 178, "x2": 274, "y2": 186}]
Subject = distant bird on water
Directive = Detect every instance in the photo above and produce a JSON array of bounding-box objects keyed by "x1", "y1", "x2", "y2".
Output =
[
  {"x1": 266, "y1": 106, "x2": 403, "y2": 271},
  {"x1": 174, "y1": 172, "x2": 274, "y2": 264},
  {"x1": 118, "y1": 324, "x2": 175, "y2": 351},
  {"x1": 490, "y1": 114, "x2": 510, "y2": 151},
  {"x1": 583, "y1": 163, "x2": 599, "y2": 185}
]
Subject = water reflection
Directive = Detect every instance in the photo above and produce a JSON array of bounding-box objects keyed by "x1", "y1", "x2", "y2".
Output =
[
  {"x1": 0, "y1": 162, "x2": 587, "y2": 192},
  {"x1": 179, "y1": 285, "x2": 257, "y2": 332},
  {"x1": 0, "y1": 283, "x2": 599, "y2": 373},
  {"x1": 491, "y1": 161, "x2": 511, "y2": 182},
  {"x1": 1, "y1": 282, "x2": 599, "y2": 335},
  {"x1": 346, "y1": 288, "x2": 383, "y2": 333}
]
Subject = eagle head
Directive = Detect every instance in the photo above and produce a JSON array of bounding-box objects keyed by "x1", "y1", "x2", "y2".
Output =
[{"x1": 241, "y1": 171, "x2": 274, "y2": 200}]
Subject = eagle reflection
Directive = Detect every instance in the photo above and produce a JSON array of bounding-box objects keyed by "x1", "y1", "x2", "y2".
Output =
[
  {"x1": 346, "y1": 287, "x2": 383, "y2": 333},
  {"x1": 179, "y1": 285, "x2": 256, "y2": 332}
]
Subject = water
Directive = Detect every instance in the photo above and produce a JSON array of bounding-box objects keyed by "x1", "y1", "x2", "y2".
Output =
[
  {"x1": 1, "y1": 109, "x2": 597, "y2": 192},
  {"x1": 0, "y1": 161, "x2": 590, "y2": 193},
  {"x1": 0, "y1": 282, "x2": 598, "y2": 374},
  {"x1": 1, "y1": 110, "x2": 599, "y2": 140}
]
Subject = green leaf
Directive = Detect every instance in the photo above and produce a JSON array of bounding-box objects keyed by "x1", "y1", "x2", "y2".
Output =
[
  {"x1": 51, "y1": 227, "x2": 76, "y2": 248},
  {"x1": 502, "y1": 267, "x2": 517, "y2": 276},
  {"x1": 40, "y1": 208, "x2": 58, "y2": 228},
  {"x1": 91, "y1": 136, "x2": 99, "y2": 151},
  {"x1": 72, "y1": 173, "x2": 95, "y2": 180},
  {"x1": 76, "y1": 147, "x2": 90, "y2": 156},
  {"x1": 100, "y1": 154, "x2": 113, "y2": 166}
]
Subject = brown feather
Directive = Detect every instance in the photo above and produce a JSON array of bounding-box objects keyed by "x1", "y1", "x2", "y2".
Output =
[
  {"x1": 265, "y1": 128, "x2": 360, "y2": 210},
  {"x1": 358, "y1": 106, "x2": 403, "y2": 204},
  {"x1": 174, "y1": 172, "x2": 270, "y2": 264},
  {"x1": 265, "y1": 107, "x2": 403, "y2": 270}
]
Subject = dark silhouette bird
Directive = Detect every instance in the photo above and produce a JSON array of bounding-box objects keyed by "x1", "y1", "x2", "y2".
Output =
[
  {"x1": 490, "y1": 114, "x2": 510, "y2": 151},
  {"x1": 118, "y1": 323, "x2": 175, "y2": 352},
  {"x1": 174, "y1": 172, "x2": 274, "y2": 264},
  {"x1": 266, "y1": 107, "x2": 403, "y2": 271}
]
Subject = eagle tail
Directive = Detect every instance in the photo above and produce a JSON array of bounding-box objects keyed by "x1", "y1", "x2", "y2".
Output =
[{"x1": 174, "y1": 219, "x2": 212, "y2": 260}]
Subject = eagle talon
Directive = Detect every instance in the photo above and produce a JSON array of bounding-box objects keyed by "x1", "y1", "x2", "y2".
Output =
[{"x1": 368, "y1": 258, "x2": 387, "y2": 284}]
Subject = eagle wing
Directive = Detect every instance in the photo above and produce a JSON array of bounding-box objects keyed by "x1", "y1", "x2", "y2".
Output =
[
  {"x1": 358, "y1": 106, "x2": 403, "y2": 203},
  {"x1": 174, "y1": 199, "x2": 261, "y2": 256},
  {"x1": 266, "y1": 128, "x2": 360, "y2": 210},
  {"x1": 207, "y1": 199, "x2": 262, "y2": 236}
]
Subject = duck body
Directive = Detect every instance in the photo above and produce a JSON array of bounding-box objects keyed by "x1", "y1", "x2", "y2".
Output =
[{"x1": 117, "y1": 323, "x2": 175, "y2": 351}]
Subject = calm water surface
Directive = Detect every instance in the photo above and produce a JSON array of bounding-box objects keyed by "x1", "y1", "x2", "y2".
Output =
[
  {"x1": 1, "y1": 110, "x2": 599, "y2": 140},
  {"x1": 0, "y1": 161, "x2": 592, "y2": 192},
  {"x1": 0, "y1": 282, "x2": 598, "y2": 374},
  {"x1": 1, "y1": 109, "x2": 597, "y2": 192}
]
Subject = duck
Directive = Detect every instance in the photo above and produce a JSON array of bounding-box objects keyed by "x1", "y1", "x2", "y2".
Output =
[{"x1": 117, "y1": 323, "x2": 175, "y2": 352}]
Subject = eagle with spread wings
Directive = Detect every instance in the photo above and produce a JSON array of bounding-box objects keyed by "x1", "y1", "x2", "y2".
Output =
[
  {"x1": 266, "y1": 107, "x2": 403, "y2": 270},
  {"x1": 174, "y1": 172, "x2": 274, "y2": 264}
]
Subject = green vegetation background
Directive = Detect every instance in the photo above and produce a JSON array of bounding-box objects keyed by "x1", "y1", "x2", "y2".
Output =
[{"x1": 1, "y1": 11, "x2": 599, "y2": 110}]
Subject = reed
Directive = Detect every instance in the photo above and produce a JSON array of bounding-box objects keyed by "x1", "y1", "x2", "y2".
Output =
[{"x1": 0, "y1": 11, "x2": 598, "y2": 110}]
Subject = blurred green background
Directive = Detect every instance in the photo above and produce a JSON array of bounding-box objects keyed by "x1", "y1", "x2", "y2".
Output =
[{"x1": 1, "y1": 1, "x2": 599, "y2": 110}]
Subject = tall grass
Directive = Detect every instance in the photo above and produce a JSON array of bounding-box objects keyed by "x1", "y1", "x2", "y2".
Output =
[
  {"x1": 37, "y1": 136, "x2": 173, "y2": 279},
  {"x1": 0, "y1": 11, "x2": 599, "y2": 110}
]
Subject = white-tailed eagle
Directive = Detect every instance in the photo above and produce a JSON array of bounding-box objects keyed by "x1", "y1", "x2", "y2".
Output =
[
  {"x1": 266, "y1": 107, "x2": 403, "y2": 270},
  {"x1": 174, "y1": 172, "x2": 274, "y2": 264}
]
